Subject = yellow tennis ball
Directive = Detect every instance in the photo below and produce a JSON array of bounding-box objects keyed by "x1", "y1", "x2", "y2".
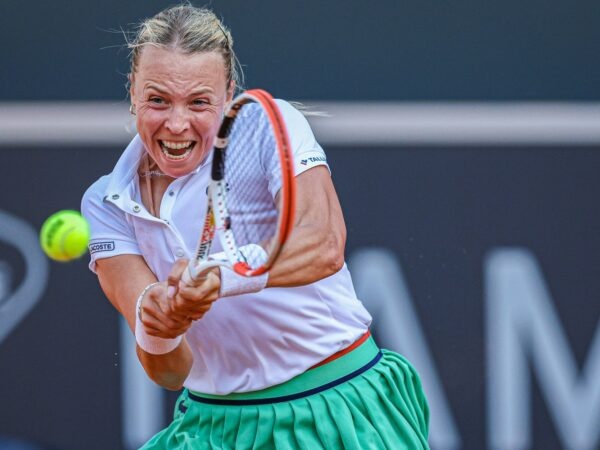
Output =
[{"x1": 40, "y1": 210, "x2": 90, "y2": 262}]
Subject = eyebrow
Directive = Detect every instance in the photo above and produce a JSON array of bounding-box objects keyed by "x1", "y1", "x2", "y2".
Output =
[
  {"x1": 144, "y1": 84, "x2": 168, "y2": 96},
  {"x1": 144, "y1": 83, "x2": 216, "y2": 97}
]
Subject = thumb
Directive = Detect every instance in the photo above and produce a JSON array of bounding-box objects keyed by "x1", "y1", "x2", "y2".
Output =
[{"x1": 167, "y1": 259, "x2": 189, "y2": 299}]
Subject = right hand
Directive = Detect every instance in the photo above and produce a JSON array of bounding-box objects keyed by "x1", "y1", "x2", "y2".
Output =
[
  {"x1": 138, "y1": 282, "x2": 193, "y2": 339},
  {"x1": 168, "y1": 259, "x2": 221, "y2": 321}
]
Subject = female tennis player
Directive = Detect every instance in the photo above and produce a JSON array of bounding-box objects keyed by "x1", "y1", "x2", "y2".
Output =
[{"x1": 82, "y1": 5, "x2": 429, "y2": 449}]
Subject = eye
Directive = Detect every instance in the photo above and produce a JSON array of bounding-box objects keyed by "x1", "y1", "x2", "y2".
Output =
[
  {"x1": 149, "y1": 96, "x2": 165, "y2": 104},
  {"x1": 191, "y1": 98, "x2": 209, "y2": 107}
]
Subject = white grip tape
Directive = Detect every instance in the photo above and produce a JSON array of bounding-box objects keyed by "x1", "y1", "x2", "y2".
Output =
[
  {"x1": 213, "y1": 244, "x2": 269, "y2": 297},
  {"x1": 134, "y1": 283, "x2": 182, "y2": 355}
]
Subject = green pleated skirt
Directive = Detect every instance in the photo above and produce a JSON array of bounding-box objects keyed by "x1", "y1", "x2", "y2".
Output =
[{"x1": 141, "y1": 336, "x2": 429, "y2": 449}]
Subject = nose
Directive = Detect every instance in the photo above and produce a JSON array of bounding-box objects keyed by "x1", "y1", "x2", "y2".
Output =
[{"x1": 165, "y1": 106, "x2": 190, "y2": 134}]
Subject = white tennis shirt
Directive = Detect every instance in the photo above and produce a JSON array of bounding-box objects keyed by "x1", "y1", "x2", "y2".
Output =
[{"x1": 82, "y1": 100, "x2": 371, "y2": 394}]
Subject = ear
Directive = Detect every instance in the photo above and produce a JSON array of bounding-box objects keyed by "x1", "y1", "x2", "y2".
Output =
[
  {"x1": 226, "y1": 80, "x2": 235, "y2": 102},
  {"x1": 129, "y1": 73, "x2": 136, "y2": 104}
]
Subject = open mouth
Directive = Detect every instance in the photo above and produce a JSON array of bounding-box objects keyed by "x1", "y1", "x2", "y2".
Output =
[{"x1": 159, "y1": 140, "x2": 196, "y2": 160}]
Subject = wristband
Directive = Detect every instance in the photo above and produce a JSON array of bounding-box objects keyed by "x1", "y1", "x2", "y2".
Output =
[
  {"x1": 134, "y1": 282, "x2": 182, "y2": 354},
  {"x1": 219, "y1": 265, "x2": 269, "y2": 297},
  {"x1": 212, "y1": 244, "x2": 269, "y2": 297}
]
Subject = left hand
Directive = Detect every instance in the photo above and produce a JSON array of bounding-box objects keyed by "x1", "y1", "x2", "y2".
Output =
[
  {"x1": 167, "y1": 259, "x2": 221, "y2": 320},
  {"x1": 138, "y1": 282, "x2": 193, "y2": 339}
]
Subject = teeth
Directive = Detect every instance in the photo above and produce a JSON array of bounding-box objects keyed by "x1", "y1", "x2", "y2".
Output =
[
  {"x1": 162, "y1": 140, "x2": 192, "y2": 150},
  {"x1": 159, "y1": 140, "x2": 195, "y2": 160},
  {"x1": 161, "y1": 146, "x2": 192, "y2": 160}
]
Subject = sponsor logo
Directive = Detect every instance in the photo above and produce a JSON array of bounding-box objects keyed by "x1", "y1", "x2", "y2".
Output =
[
  {"x1": 300, "y1": 156, "x2": 327, "y2": 165},
  {"x1": 89, "y1": 241, "x2": 115, "y2": 254},
  {"x1": 196, "y1": 215, "x2": 216, "y2": 259}
]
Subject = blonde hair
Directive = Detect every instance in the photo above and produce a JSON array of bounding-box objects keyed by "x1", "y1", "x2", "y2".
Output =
[{"x1": 127, "y1": 4, "x2": 243, "y2": 89}]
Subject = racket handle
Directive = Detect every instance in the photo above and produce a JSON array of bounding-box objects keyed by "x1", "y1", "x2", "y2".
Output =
[
  {"x1": 181, "y1": 263, "x2": 196, "y2": 285},
  {"x1": 181, "y1": 260, "x2": 221, "y2": 285}
]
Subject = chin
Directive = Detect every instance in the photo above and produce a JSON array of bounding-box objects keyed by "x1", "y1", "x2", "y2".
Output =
[{"x1": 162, "y1": 164, "x2": 196, "y2": 178}]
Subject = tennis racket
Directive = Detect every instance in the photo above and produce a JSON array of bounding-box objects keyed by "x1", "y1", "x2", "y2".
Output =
[{"x1": 182, "y1": 89, "x2": 296, "y2": 284}]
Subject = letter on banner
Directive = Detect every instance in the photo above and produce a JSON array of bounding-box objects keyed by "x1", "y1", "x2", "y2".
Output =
[{"x1": 486, "y1": 248, "x2": 600, "y2": 450}]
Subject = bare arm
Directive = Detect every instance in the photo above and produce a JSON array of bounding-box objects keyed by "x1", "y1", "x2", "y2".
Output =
[
  {"x1": 267, "y1": 165, "x2": 347, "y2": 287},
  {"x1": 96, "y1": 254, "x2": 194, "y2": 390}
]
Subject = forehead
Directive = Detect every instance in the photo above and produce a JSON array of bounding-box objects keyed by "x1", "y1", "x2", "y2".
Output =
[{"x1": 135, "y1": 46, "x2": 227, "y2": 92}]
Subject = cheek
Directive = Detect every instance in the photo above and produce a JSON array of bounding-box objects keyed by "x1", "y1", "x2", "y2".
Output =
[
  {"x1": 191, "y1": 115, "x2": 222, "y2": 143},
  {"x1": 137, "y1": 110, "x2": 164, "y2": 137},
  {"x1": 193, "y1": 113, "x2": 218, "y2": 131}
]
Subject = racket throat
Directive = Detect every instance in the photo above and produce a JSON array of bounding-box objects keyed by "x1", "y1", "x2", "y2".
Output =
[{"x1": 211, "y1": 148, "x2": 226, "y2": 180}]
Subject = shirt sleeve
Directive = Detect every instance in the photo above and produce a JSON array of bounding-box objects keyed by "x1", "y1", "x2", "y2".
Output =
[
  {"x1": 81, "y1": 176, "x2": 142, "y2": 273},
  {"x1": 265, "y1": 100, "x2": 330, "y2": 198}
]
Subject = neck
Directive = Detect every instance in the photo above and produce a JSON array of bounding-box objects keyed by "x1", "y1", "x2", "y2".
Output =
[
  {"x1": 139, "y1": 155, "x2": 166, "y2": 177},
  {"x1": 138, "y1": 156, "x2": 174, "y2": 217}
]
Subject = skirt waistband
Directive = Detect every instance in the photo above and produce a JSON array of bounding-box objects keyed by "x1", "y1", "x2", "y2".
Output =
[{"x1": 188, "y1": 334, "x2": 381, "y2": 406}]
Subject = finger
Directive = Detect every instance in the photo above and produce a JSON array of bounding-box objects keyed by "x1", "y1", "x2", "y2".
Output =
[
  {"x1": 146, "y1": 322, "x2": 191, "y2": 339},
  {"x1": 173, "y1": 297, "x2": 218, "y2": 321},
  {"x1": 170, "y1": 296, "x2": 213, "y2": 320},
  {"x1": 165, "y1": 269, "x2": 221, "y2": 319},
  {"x1": 144, "y1": 285, "x2": 179, "y2": 318},
  {"x1": 177, "y1": 271, "x2": 220, "y2": 302},
  {"x1": 187, "y1": 305, "x2": 213, "y2": 321},
  {"x1": 141, "y1": 295, "x2": 191, "y2": 329},
  {"x1": 208, "y1": 270, "x2": 221, "y2": 296},
  {"x1": 142, "y1": 312, "x2": 191, "y2": 338},
  {"x1": 167, "y1": 259, "x2": 189, "y2": 299}
]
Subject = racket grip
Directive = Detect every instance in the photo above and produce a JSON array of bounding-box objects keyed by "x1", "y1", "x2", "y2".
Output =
[
  {"x1": 181, "y1": 260, "x2": 219, "y2": 285},
  {"x1": 182, "y1": 262, "x2": 198, "y2": 285}
]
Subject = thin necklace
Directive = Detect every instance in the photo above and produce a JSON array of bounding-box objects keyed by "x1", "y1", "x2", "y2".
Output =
[
  {"x1": 140, "y1": 170, "x2": 167, "y2": 177},
  {"x1": 139, "y1": 155, "x2": 166, "y2": 177}
]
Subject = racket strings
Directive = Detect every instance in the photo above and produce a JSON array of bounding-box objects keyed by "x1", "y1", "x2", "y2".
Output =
[{"x1": 222, "y1": 104, "x2": 282, "y2": 269}]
